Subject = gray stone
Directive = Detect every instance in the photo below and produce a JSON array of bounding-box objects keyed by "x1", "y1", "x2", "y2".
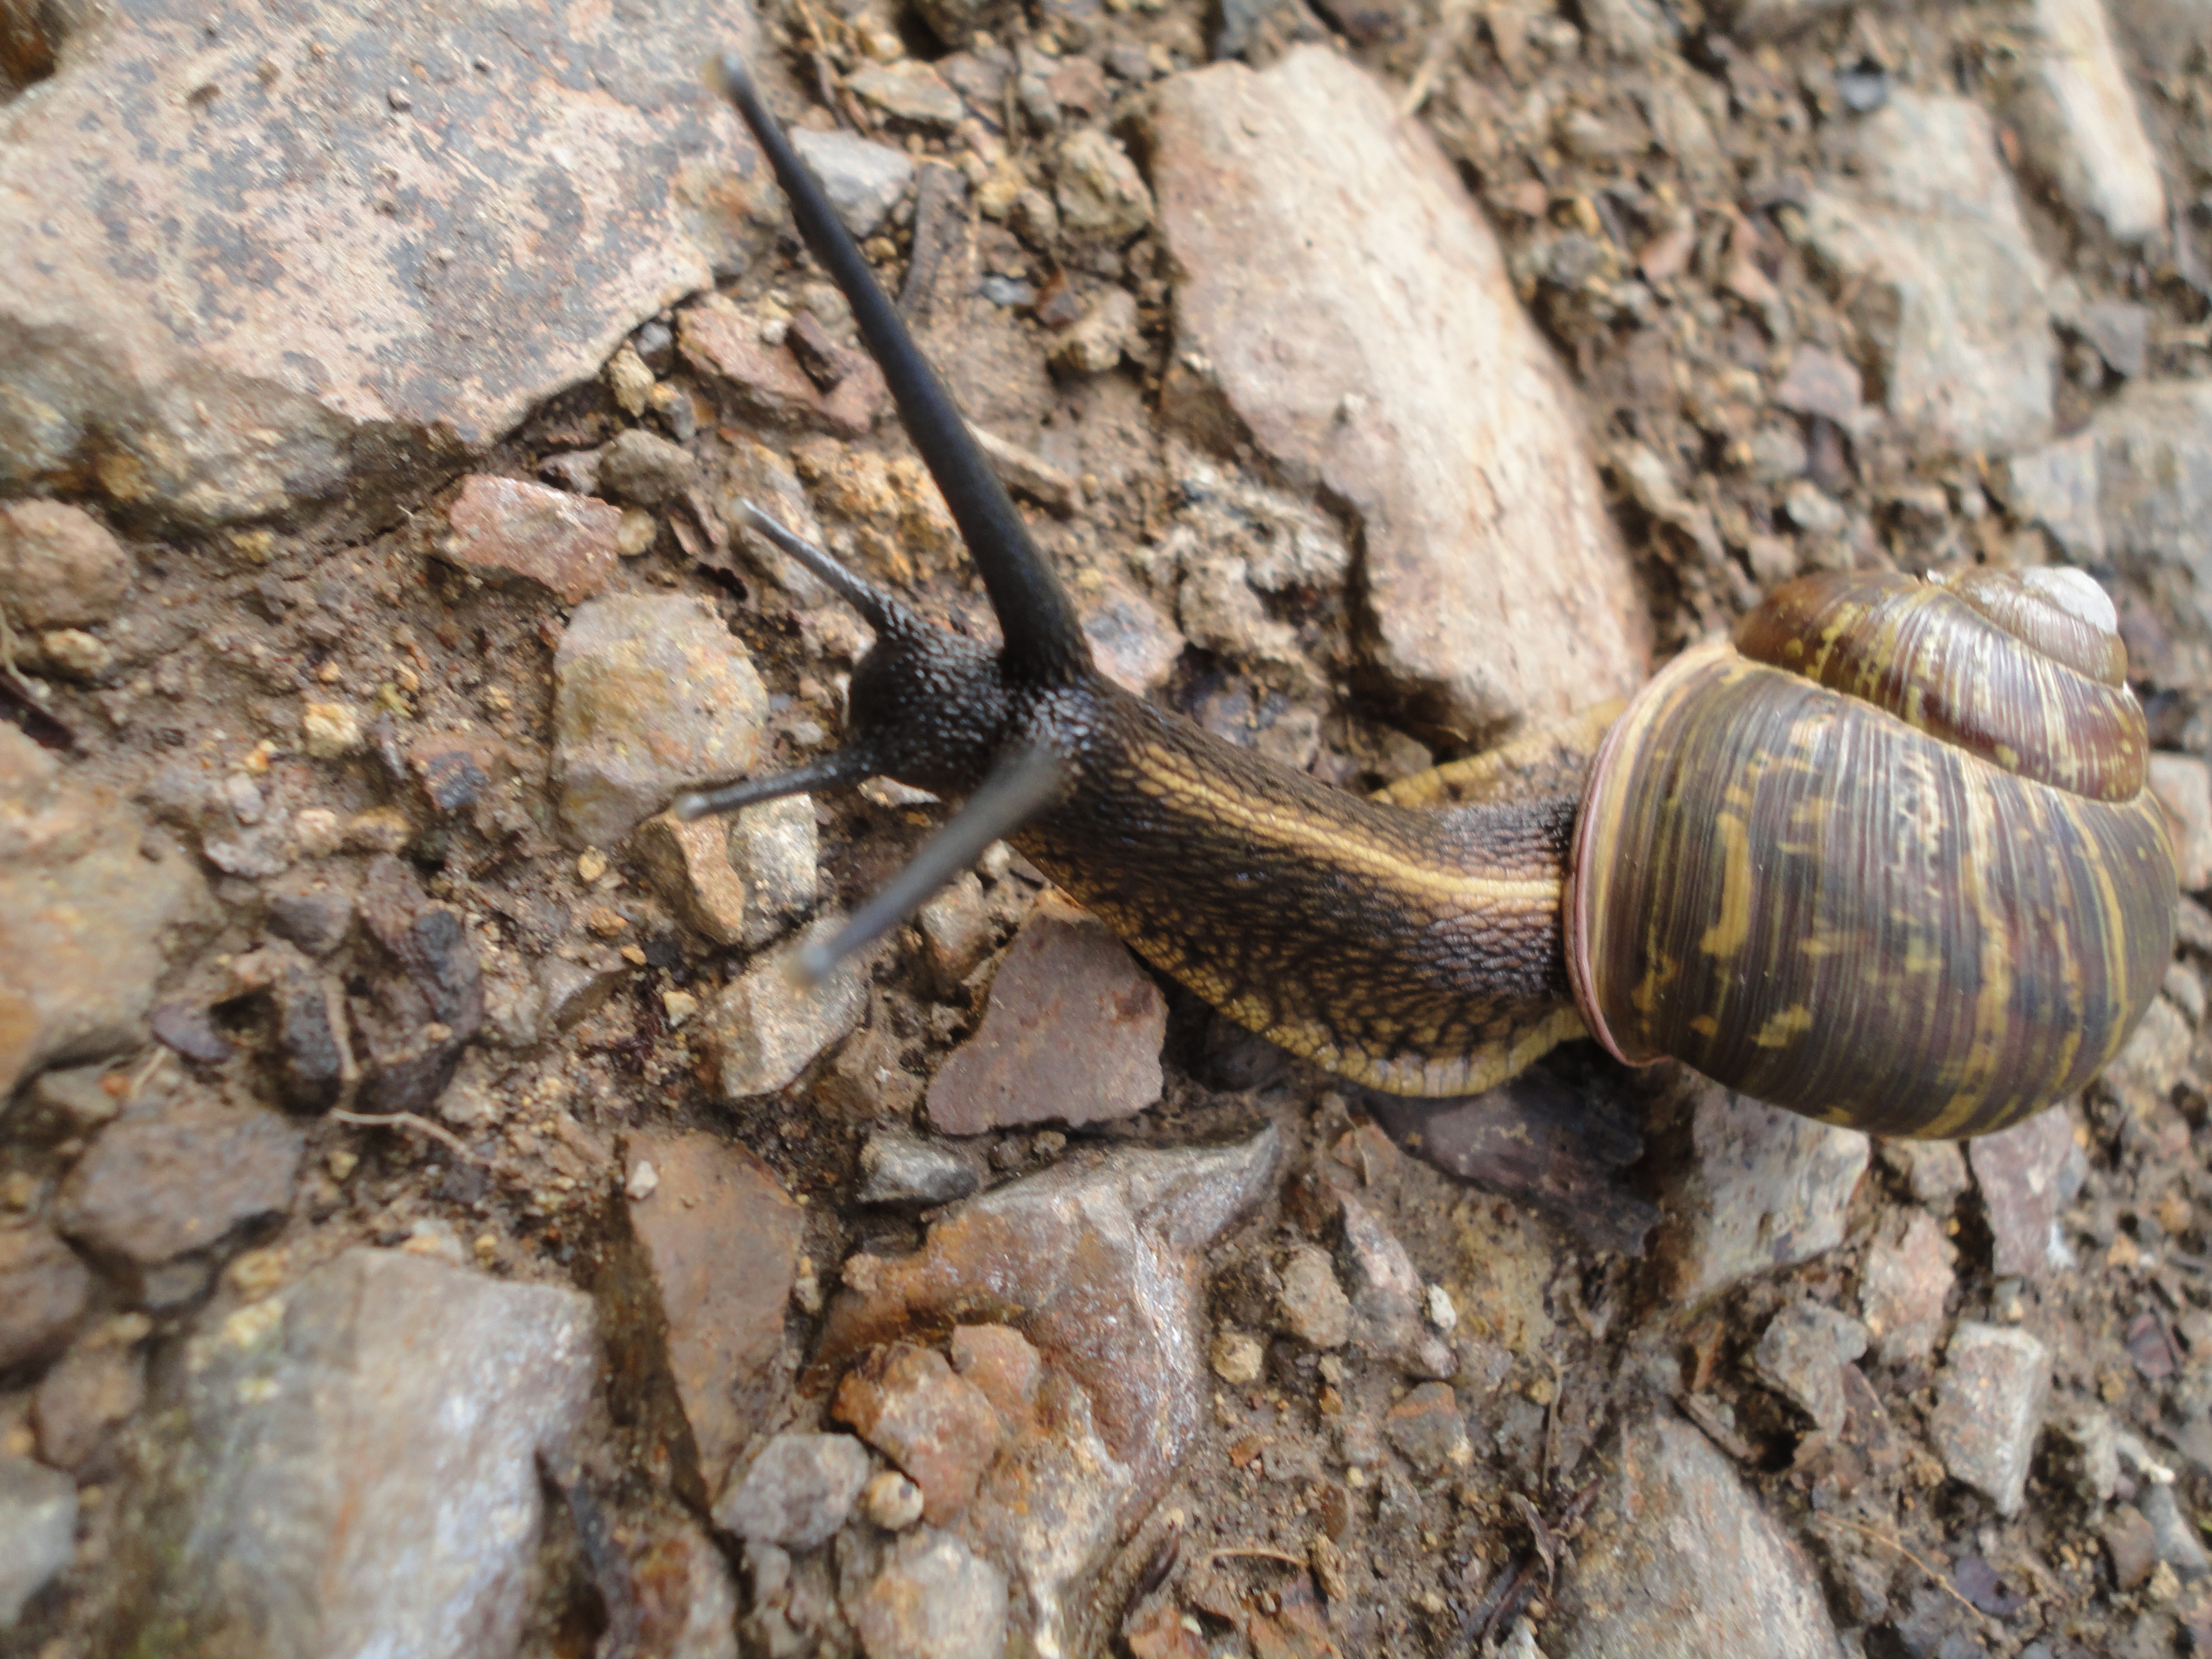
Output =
[
  {"x1": 713, "y1": 1433, "x2": 873, "y2": 1551},
  {"x1": 123, "y1": 1249, "x2": 597, "y2": 1657},
  {"x1": 1797, "y1": 93, "x2": 2054, "y2": 456},
  {"x1": 264, "y1": 876, "x2": 357, "y2": 959},
  {"x1": 1053, "y1": 129, "x2": 1153, "y2": 241},
  {"x1": 1968, "y1": 1107, "x2": 2077, "y2": 1279},
  {"x1": 16, "y1": 1063, "x2": 123, "y2": 1141},
  {"x1": 56, "y1": 1092, "x2": 303, "y2": 1270},
  {"x1": 1655, "y1": 1084, "x2": 1870, "y2": 1302},
  {"x1": 2002, "y1": 0, "x2": 2166, "y2": 241},
  {"x1": 1548, "y1": 1416, "x2": 1843, "y2": 1656},
  {"x1": 2073, "y1": 297, "x2": 2152, "y2": 379},
  {"x1": 1050, "y1": 287, "x2": 1141, "y2": 375},
  {"x1": 552, "y1": 594, "x2": 769, "y2": 849},
  {"x1": 859, "y1": 1130, "x2": 981, "y2": 1207},
  {"x1": 847, "y1": 62, "x2": 965, "y2": 128},
  {"x1": 35, "y1": 1327, "x2": 147, "y2": 1472},
  {"x1": 1931, "y1": 1321, "x2": 2049, "y2": 1515},
  {"x1": 915, "y1": 873, "x2": 996, "y2": 995},
  {"x1": 0, "y1": 726, "x2": 210, "y2": 1097},
  {"x1": 844, "y1": 1528, "x2": 1008, "y2": 1659},
  {"x1": 790, "y1": 130, "x2": 916, "y2": 240},
  {"x1": 2103, "y1": 991, "x2": 2193, "y2": 1111},
  {"x1": 1275, "y1": 1244, "x2": 1353, "y2": 1351},
  {"x1": 816, "y1": 1130, "x2": 1280, "y2": 1658},
  {"x1": 727, "y1": 793, "x2": 820, "y2": 950},
  {"x1": 2048, "y1": 1407, "x2": 2122, "y2": 1503},
  {"x1": 1337, "y1": 1198, "x2": 1456, "y2": 1379},
  {"x1": 0, "y1": 501, "x2": 133, "y2": 627},
  {"x1": 2001, "y1": 430, "x2": 2104, "y2": 561},
  {"x1": 1080, "y1": 573, "x2": 1185, "y2": 696},
  {"x1": 0, "y1": 1224, "x2": 90, "y2": 1372},
  {"x1": 1146, "y1": 50, "x2": 1647, "y2": 739},
  {"x1": 2111, "y1": 0, "x2": 2212, "y2": 66},
  {"x1": 1879, "y1": 1138, "x2": 1971, "y2": 1210},
  {"x1": 0, "y1": 1455, "x2": 76, "y2": 1628},
  {"x1": 539, "y1": 951, "x2": 629, "y2": 1030},
  {"x1": 1858, "y1": 1209, "x2": 1954, "y2": 1366},
  {"x1": 1781, "y1": 479, "x2": 1845, "y2": 537},
  {"x1": 595, "y1": 428, "x2": 697, "y2": 507},
  {"x1": 1384, "y1": 1381, "x2": 1473, "y2": 1475},
  {"x1": 2140, "y1": 1480, "x2": 2212, "y2": 1581},
  {"x1": 703, "y1": 916, "x2": 869, "y2": 1099},
  {"x1": 2151, "y1": 753, "x2": 2212, "y2": 892},
  {"x1": 1752, "y1": 1301, "x2": 1870, "y2": 1433},
  {"x1": 924, "y1": 894, "x2": 1165, "y2": 1135},
  {"x1": 1771, "y1": 344, "x2": 1864, "y2": 426},
  {"x1": 0, "y1": 0, "x2": 767, "y2": 528}
]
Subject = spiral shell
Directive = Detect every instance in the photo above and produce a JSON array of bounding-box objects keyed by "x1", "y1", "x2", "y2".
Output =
[{"x1": 1566, "y1": 569, "x2": 2176, "y2": 1138}]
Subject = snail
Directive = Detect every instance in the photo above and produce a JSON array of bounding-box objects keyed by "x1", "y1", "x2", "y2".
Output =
[{"x1": 684, "y1": 57, "x2": 2178, "y2": 1141}]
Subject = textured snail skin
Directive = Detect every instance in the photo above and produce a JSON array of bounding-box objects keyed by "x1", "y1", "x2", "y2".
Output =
[
  {"x1": 1569, "y1": 574, "x2": 2176, "y2": 1139},
  {"x1": 710, "y1": 59, "x2": 2177, "y2": 1137}
]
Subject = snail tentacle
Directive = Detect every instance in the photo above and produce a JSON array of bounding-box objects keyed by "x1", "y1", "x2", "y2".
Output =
[{"x1": 717, "y1": 55, "x2": 1092, "y2": 690}]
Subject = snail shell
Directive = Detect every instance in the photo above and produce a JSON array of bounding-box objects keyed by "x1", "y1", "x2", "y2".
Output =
[{"x1": 1567, "y1": 568, "x2": 2176, "y2": 1139}]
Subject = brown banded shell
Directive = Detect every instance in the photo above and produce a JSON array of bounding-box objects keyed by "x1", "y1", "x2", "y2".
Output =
[{"x1": 1566, "y1": 570, "x2": 2176, "y2": 1139}]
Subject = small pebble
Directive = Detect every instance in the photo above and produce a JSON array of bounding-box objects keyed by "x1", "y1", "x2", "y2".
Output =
[
  {"x1": 1213, "y1": 1330, "x2": 1265, "y2": 1386},
  {"x1": 625, "y1": 1160, "x2": 660, "y2": 1202},
  {"x1": 861, "y1": 1469, "x2": 925, "y2": 1531}
]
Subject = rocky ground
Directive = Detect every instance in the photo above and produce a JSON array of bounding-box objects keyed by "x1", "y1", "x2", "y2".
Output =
[{"x1": 4, "y1": 0, "x2": 2212, "y2": 1653}]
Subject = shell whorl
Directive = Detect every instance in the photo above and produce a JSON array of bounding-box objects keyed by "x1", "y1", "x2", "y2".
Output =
[{"x1": 1566, "y1": 569, "x2": 2176, "y2": 1139}]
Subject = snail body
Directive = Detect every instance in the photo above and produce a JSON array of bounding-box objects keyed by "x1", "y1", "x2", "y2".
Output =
[{"x1": 697, "y1": 59, "x2": 2177, "y2": 1140}]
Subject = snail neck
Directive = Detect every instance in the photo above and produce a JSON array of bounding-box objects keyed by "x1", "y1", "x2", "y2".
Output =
[{"x1": 1007, "y1": 679, "x2": 1586, "y2": 1097}]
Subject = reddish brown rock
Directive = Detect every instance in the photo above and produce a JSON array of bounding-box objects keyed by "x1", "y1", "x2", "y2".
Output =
[
  {"x1": 925, "y1": 893, "x2": 1166, "y2": 1135},
  {"x1": 816, "y1": 1131, "x2": 1280, "y2": 1657},
  {"x1": 948, "y1": 1324, "x2": 1043, "y2": 1435},
  {"x1": 834, "y1": 1342, "x2": 1005, "y2": 1526},
  {"x1": 0, "y1": 1224, "x2": 92, "y2": 1371},
  {"x1": 677, "y1": 304, "x2": 888, "y2": 438},
  {"x1": 604, "y1": 1131, "x2": 804, "y2": 1501},
  {"x1": 0, "y1": 501, "x2": 134, "y2": 627},
  {"x1": 55, "y1": 1092, "x2": 304, "y2": 1269},
  {"x1": 443, "y1": 476, "x2": 621, "y2": 605},
  {"x1": 407, "y1": 729, "x2": 513, "y2": 816},
  {"x1": 1146, "y1": 49, "x2": 1647, "y2": 736},
  {"x1": 0, "y1": 2, "x2": 772, "y2": 526}
]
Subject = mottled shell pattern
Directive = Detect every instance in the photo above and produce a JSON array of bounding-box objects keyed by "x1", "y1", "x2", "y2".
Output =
[{"x1": 1566, "y1": 567, "x2": 2177, "y2": 1139}]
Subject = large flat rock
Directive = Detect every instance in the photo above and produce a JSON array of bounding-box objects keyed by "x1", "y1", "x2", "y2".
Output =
[
  {"x1": 0, "y1": 0, "x2": 771, "y2": 526},
  {"x1": 119, "y1": 1249, "x2": 599, "y2": 1658},
  {"x1": 1146, "y1": 48, "x2": 1648, "y2": 740}
]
